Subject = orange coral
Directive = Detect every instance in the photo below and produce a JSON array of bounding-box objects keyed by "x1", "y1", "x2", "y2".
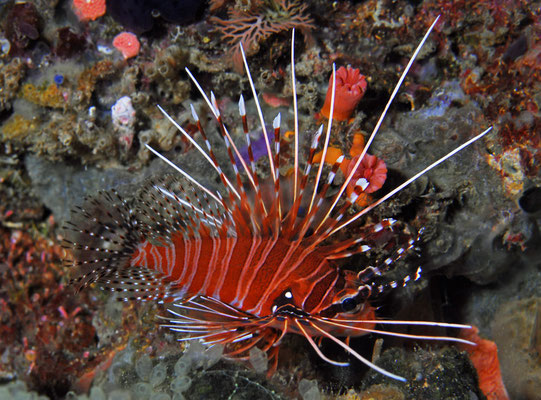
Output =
[
  {"x1": 350, "y1": 132, "x2": 365, "y2": 157},
  {"x1": 113, "y1": 32, "x2": 140, "y2": 59},
  {"x1": 72, "y1": 0, "x2": 106, "y2": 21},
  {"x1": 459, "y1": 326, "x2": 509, "y2": 400},
  {"x1": 312, "y1": 147, "x2": 344, "y2": 167},
  {"x1": 321, "y1": 66, "x2": 367, "y2": 122}
]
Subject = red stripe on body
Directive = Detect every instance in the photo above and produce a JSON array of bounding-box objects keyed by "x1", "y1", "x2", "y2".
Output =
[
  {"x1": 185, "y1": 237, "x2": 209, "y2": 294},
  {"x1": 130, "y1": 233, "x2": 337, "y2": 318},
  {"x1": 199, "y1": 235, "x2": 221, "y2": 293},
  {"x1": 208, "y1": 236, "x2": 238, "y2": 299},
  {"x1": 302, "y1": 267, "x2": 338, "y2": 313},
  {"x1": 236, "y1": 237, "x2": 279, "y2": 309},
  {"x1": 221, "y1": 236, "x2": 264, "y2": 306}
]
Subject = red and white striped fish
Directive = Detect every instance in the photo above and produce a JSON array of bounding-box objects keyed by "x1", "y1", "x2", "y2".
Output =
[{"x1": 63, "y1": 17, "x2": 490, "y2": 381}]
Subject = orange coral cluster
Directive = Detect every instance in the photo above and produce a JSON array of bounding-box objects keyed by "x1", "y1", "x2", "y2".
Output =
[{"x1": 113, "y1": 32, "x2": 140, "y2": 59}]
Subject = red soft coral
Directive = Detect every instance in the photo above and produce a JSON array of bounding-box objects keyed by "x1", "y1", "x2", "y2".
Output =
[
  {"x1": 321, "y1": 66, "x2": 367, "y2": 122},
  {"x1": 345, "y1": 153, "x2": 387, "y2": 194}
]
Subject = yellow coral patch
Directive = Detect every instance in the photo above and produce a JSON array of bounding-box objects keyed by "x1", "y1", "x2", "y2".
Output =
[
  {"x1": 22, "y1": 83, "x2": 65, "y2": 109},
  {"x1": 1, "y1": 114, "x2": 38, "y2": 140}
]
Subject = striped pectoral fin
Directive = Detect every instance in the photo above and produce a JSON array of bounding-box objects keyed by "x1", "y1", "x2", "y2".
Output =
[{"x1": 135, "y1": 175, "x2": 219, "y2": 243}]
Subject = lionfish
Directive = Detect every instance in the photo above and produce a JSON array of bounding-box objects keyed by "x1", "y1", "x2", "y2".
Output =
[{"x1": 63, "y1": 17, "x2": 490, "y2": 381}]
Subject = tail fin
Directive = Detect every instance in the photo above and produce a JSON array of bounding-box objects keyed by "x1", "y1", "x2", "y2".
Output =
[{"x1": 62, "y1": 189, "x2": 141, "y2": 291}]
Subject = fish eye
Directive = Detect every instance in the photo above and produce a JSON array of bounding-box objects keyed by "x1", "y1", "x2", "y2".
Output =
[{"x1": 340, "y1": 296, "x2": 357, "y2": 312}]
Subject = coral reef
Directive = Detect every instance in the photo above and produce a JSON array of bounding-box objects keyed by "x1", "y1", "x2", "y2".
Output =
[
  {"x1": 54, "y1": 27, "x2": 87, "y2": 59},
  {"x1": 22, "y1": 83, "x2": 66, "y2": 109},
  {"x1": 74, "y1": 340, "x2": 283, "y2": 399},
  {"x1": 0, "y1": 225, "x2": 98, "y2": 397},
  {"x1": 2, "y1": 114, "x2": 37, "y2": 141},
  {"x1": 361, "y1": 346, "x2": 483, "y2": 399},
  {"x1": 75, "y1": 60, "x2": 115, "y2": 110}
]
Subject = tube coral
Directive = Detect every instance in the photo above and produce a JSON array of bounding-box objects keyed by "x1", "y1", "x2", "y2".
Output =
[{"x1": 321, "y1": 66, "x2": 367, "y2": 122}]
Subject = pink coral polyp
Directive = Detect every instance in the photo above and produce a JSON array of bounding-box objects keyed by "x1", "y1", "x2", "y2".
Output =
[
  {"x1": 113, "y1": 32, "x2": 140, "y2": 59},
  {"x1": 346, "y1": 154, "x2": 387, "y2": 193},
  {"x1": 321, "y1": 66, "x2": 367, "y2": 121}
]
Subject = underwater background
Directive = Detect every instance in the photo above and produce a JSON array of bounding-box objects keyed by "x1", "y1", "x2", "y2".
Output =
[{"x1": 0, "y1": 0, "x2": 540, "y2": 399}]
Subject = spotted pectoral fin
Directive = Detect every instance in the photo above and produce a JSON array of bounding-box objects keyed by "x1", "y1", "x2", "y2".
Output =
[{"x1": 62, "y1": 189, "x2": 141, "y2": 291}]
